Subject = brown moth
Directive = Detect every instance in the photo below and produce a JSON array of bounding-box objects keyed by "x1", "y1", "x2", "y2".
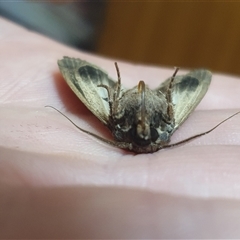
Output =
[{"x1": 54, "y1": 56, "x2": 231, "y2": 153}]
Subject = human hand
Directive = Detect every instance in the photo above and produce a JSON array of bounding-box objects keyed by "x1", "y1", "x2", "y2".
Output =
[{"x1": 1, "y1": 17, "x2": 240, "y2": 238}]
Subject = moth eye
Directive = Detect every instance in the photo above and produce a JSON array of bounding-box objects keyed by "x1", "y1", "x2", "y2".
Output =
[{"x1": 150, "y1": 128, "x2": 159, "y2": 142}]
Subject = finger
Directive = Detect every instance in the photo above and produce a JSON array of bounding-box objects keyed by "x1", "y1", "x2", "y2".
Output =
[{"x1": 1, "y1": 185, "x2": 240, "y2": 238}]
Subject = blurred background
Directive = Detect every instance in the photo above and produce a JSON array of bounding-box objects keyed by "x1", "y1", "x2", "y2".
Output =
[{"x1": 1, "y1": 1, "x2": 240, "y2": 76}]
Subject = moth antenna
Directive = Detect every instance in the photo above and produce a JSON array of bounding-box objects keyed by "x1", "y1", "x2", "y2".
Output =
[
  {"x1": 172, "y1": 67, "x2": 180, "y2": 78},
  {"x1": 114, "y1": 62, "x2": 121, "y2": 100},
  {"x1": 163, "y1": 111, "x2": 240, "y2": 149},
  {"x1": 45, "y1": 105, "x2": 130, "y2": 149},
  {"x1": 138, "y1": 81, "x2": 146, "y2": 127},
  {"x1": 114, "y1": 62, "x2": 121, "y2": 84}
]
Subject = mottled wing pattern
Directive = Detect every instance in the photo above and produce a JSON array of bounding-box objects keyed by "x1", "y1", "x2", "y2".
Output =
[
  {"x1": 156, "y1": 69, "x2": 212, "y2": 130},
  {"x1": 58, "y1": 57, "x2": 117, "y2": 125}
]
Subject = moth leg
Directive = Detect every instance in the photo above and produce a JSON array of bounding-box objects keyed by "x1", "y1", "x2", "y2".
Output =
[
  {"x1": 165, "y1": 67, "x2": 179, "y2": 122},
  {"x1": 97, "y1": 63, "x2": 123, "y2": 119},
  {"x1": 138, "y1": 80, "x2": 147, "y2": 128},
  {"x1": 138, "y1": 81, "x2": 146, "y2": 123},
  {"x1": 98, "y1": 62, "x2": 122, "y2": 116}
]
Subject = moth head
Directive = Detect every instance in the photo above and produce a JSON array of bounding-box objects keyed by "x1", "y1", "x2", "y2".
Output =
[{"x1": 132, "y1": 122, "x2": 159, "y2": 147}]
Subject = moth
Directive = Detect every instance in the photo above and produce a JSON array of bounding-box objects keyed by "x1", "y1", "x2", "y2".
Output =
[{"x1": 54, "y1": 56, "x2": 233, "y2": 153}]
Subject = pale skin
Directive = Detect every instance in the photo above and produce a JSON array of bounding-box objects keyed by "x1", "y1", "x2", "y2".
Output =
[{"x1": 1, "y1": 17, "x2": 240, "y2": 238}]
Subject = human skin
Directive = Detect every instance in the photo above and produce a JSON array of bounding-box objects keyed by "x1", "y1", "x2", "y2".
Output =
[{"x1": 1, "y1": 17, "x2": 240, "y2": 238}]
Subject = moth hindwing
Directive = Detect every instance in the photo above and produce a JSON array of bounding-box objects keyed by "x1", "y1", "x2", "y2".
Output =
[{"x1": 57, "y1": 56, "x2": 212, "y2": 153}]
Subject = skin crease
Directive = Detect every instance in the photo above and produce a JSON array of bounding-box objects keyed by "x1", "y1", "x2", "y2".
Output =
[{"x1": 1, "y1": 17, "x2": 240, "y2": 238}]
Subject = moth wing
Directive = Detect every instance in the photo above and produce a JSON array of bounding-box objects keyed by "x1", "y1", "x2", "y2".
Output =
[
  {"x1": 58, "y1": 56, "x2": 117, "y2": 126},
  {"x1": 156, "y1": 69, "x2": 212, "y2": 130}
]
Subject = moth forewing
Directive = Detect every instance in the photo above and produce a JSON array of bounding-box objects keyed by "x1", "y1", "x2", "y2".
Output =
[
  {"x1": 174, "y1": 70, "x2": 211, "y2": 130},
  {"x1": 157, "y1": 69, "x2": 212, "y2": 131},
  {"x1": 58, "y1": 57, "x2": 116, "y2": 126},
  {"x1": 57, "y1": 56, "x2": 215, "y2": 153}
]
